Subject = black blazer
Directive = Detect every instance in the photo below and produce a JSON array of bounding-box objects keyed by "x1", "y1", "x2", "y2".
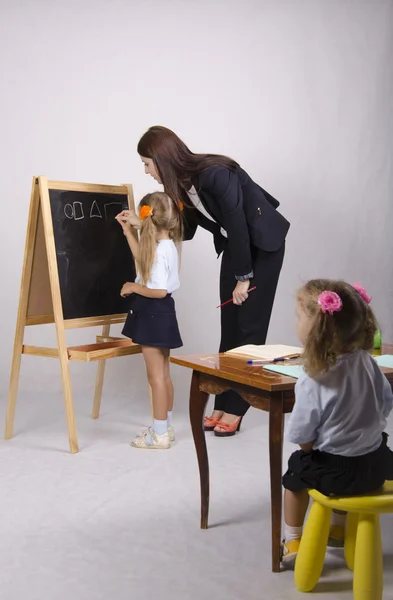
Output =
[{"x1": 181, "y1": 166, "x2": 290, "y2": 277}]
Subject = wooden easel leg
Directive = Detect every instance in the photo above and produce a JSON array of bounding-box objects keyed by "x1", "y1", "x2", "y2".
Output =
[
  {"x1": 57, "y1": 342, "x2": 78, "y2": 453},
  {"x1": 5, "y1": 179, "x2": 40, "y2": 440},
  {"x1": 39, "y1": 176, "x2": 78, "y2": 453},
  {"x1": 92, "y1": 324, "x2": 110, "y2": 419},
  {"x1": 6, "y1": 334, "x2": 25, "y2": 440}
]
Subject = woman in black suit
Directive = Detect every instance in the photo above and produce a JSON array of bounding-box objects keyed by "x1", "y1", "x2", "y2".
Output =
[{"x1": 137, "y1": 126, "x2": 290, "y2": 436}]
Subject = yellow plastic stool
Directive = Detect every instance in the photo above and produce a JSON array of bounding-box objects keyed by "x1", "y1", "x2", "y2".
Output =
[{"x1": 294, "y1": 481, "x2": 393, "y2": 600}]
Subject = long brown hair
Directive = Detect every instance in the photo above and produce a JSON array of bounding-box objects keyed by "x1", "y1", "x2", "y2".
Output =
[
  {"x1": 138, "y1": 192, "x2": 182, "y2": 285},
  {"x1": 299, "y1": 279, "x2": 378, "y2": 377},
  {"x1": 137, "y1": 126, "x2": 238, "y2": 207}
]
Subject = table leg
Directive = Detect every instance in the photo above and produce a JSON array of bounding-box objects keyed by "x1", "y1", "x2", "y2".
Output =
[
  {"x1": 189, "y1": 370, "x2": 210, "y2": 529},
  {"x1": 269, "y1": 392, "x2": 285, "y2": 573}
]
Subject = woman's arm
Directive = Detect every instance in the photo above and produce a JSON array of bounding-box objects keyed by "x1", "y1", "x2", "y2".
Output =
[
  {"x1": 200, "y1": 168, "x2": 254, "y2": 304},
  {"x1": 200, "y1": 167, "x2": 253, "y2": 279}
]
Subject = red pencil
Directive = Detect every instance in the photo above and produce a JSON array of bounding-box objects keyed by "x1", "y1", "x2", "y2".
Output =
[{"x1": 217, "y1": 286, "x2": 257, "y2": 308}]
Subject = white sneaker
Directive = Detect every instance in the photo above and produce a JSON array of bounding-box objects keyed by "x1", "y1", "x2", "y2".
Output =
[
  {"x1": 131, "y1": 428, "x2": 171, "y2": 450},
  {"x1": 168, "y1": 426, "x2": 175, "y2": 442},
  {"x1": 140, "y1": 426, "x2": 175, "y2": 443}
]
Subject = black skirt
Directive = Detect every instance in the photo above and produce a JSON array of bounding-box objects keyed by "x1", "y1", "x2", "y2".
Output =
[
  {"x1": 282, "y1": 433, "x2": 393, "y2": 497},
  {"x1": 122, "y1": 294, "x2": 183, "y2": 350}
]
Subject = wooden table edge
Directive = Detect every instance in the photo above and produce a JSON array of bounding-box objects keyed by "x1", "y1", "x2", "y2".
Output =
[
  {"x1": 170, "y1": 356, "x2": 298, "y2": 392},
  {"x1": 171, "y1": 355, "x2": 393, "y2": 387}
]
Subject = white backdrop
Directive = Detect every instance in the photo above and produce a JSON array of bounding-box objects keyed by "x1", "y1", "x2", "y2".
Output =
[{"x1": 1, "y1": 0, "x2": 392, "y2": 407}]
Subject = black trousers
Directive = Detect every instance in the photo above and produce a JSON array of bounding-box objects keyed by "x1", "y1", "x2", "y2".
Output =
[{"x1": 214, "y1": 242, "x2": 285, "y2": 416}]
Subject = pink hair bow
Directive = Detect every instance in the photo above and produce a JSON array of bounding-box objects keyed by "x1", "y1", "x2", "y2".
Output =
[
  {"x1": 351, "y1": 282, "x2": 372, "y2": 304},
  {"x1": 318, "y1": 291, "x2": 343, "y2": 315}
]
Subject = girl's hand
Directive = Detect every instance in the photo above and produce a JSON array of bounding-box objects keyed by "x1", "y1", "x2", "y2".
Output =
[
  {"x1": 120, "y1": 282, "x2": 137, "y2": 297},
  {"x1": 116, "y1": 215, "x2": 133, "y2": 235},
  {"x1": 232, "y1": 280, "x2": 250, "y2": 305},
  {"x1": 116, "y1": 210, "x2": 141, "y2": 229}
]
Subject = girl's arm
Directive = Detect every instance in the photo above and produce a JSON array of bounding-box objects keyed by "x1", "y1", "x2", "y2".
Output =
[
  {"x1": 116, "y1": 214, "x2": 139, "y2": 261},
  {"x1": 120, "y1": 282, "x2": 166, "y2": 299},
  {"x1": 124, "y1": 229, "x2": 139, "y2": 261},
  {"x1": 285, "y1": 378, "x2": 321, "y2": 448},
  {"x1": 132, "y1": 283, "x2": 167, "y2": 299},
  {"x1": 299, "y1": 441, "x2": 315, "y2": 452},
  {"x1": 382, "y1": 373, "x2": 393, "y2": 418}
]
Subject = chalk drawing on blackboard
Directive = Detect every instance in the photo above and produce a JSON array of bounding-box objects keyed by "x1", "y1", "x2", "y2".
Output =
[
  {"x1": 73, "y1": 202, "x2": 84, "y2": 220},
  {"x1": 64, "y1": 204, "x2": 74, "y2": 219},
  {"x1": 104, "y1": 202, "x2": 123, "y2": 221},
  {"x1": 90, "y1": 200, "x2": 103, "y2": 219}
]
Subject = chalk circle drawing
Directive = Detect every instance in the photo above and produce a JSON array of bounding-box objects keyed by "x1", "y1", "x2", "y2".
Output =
[
  {"x1": 64, "y1": 204, "x2": 74, "y2": 219},
  {"x1": 64, "y1": 202, "x2": 85, "y2": 220},
  {"x1": 104, "y1": 202, "x2": 123, "y2": 221},
  {"x1": 90, "y1": 200, "x2": 103, "y2": 218}
]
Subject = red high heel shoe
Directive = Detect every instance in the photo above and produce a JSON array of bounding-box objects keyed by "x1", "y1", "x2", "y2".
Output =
[
  {"x1": 204, "y1": 414, "x2": 222, "y2": 431},
  {"x1": 214, "y1": 416, "x2": 243, "y2": 437}
]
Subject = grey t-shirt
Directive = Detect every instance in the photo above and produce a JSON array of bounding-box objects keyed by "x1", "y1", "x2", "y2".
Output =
[{"x1": 286, "y1": 349, "x2": 393, "y2": 456}]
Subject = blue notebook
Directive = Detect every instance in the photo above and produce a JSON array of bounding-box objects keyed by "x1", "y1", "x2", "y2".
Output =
[
  {"x1": 374, "y1": 355, "x2": 393, "y2": 369},
  {"x1": 263, "y1": 364, "x2": 304, "y2": 379}
]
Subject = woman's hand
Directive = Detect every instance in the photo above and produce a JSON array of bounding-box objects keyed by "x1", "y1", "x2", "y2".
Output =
[
  {"x1": 116, "y1": 210, "x2": 141, "y2": 229},
  {"x1": 232, "y1": 280, "x2": 250, "y2": 305},
  {"x1": 120, "y1": 282, "x2": 137, "y2": 297}
]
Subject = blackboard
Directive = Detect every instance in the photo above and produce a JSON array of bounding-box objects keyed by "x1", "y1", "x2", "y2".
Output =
[{"x1": 49, "y1": 190, "x2": 136, "y2": 320}]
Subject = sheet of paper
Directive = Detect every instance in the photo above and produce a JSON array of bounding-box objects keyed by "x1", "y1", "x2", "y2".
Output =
[
  {"x1": 225, "y1": 344, "x2": 303, "y2": 360},
  {"x1": 265, "y1": 355, "x2": 393, "y2": 377},
  {"x1": 263, "y1": 364, "x2": 304, "y2": 378},
  {"x1": 374, "y1": 355, "x2": 393, "y2": 369}
]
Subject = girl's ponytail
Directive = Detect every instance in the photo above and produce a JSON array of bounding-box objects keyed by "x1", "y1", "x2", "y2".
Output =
[
  {"x1": 137, "y1": 192, "x2": 183, "y2": 285},
  {"x1": 138, "y1": 214, "x2": 157, "y2": 285}
]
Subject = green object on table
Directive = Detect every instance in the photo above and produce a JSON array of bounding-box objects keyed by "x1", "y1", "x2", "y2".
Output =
[
  {"x1": 372, "y1": 329, "x2": 382, "y2": 356},
  {"x1": 374, "y1": 330, "x2": 382, "y2": 349}
]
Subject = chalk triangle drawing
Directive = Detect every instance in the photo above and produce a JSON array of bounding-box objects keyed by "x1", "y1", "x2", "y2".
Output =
[{"x1": 90, "y1": 200, "x2": 103, "y2": 218}]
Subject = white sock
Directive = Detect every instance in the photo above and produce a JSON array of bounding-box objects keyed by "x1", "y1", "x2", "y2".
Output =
[
  {"x1": 284, "y1": 524, "x2": 302, "y2": 542},
  {"x1": 331, "y1": 511, "x2": 346, "y2": 528},
  {"x1": 167, "y1": 411, "x2": 173, "y2": 427},
  {"x1": 153, "y1": 419, "x2": 168, "y2": 436}
]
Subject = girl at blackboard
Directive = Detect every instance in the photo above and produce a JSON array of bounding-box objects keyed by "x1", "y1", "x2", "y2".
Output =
[
  {"x1": 281, "y1": 280, "x2": 393, "y2": 565},
  {"x1": 116, "y1": 192, "x2": 183, "y2": 450}
]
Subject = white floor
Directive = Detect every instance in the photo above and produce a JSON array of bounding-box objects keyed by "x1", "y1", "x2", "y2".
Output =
[{"x1": 1, "y1": 368, "x2": 393, "y2": 600}]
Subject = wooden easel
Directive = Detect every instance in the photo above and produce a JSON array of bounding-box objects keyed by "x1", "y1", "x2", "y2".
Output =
[{"x1": 5, "y1": 177, "x2": 145, "y2": 453}]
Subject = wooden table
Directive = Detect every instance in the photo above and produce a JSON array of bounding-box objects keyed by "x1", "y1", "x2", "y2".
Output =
[{"x1": 171, "y1": 353, "x2": 393, "y2": 573}]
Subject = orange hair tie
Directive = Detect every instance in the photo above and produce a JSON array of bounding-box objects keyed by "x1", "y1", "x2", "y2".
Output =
[
  {"x1": 178, "y1": 200, "x2": 184, "y2": 212},
  {"x1": 139, "y1": 205, "x2": 153, "y2": 220}
]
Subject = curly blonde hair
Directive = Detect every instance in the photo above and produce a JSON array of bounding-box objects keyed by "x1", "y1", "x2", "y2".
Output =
[{"x1": 299, "y1": 279, "x2": 378, "y2": 377}]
